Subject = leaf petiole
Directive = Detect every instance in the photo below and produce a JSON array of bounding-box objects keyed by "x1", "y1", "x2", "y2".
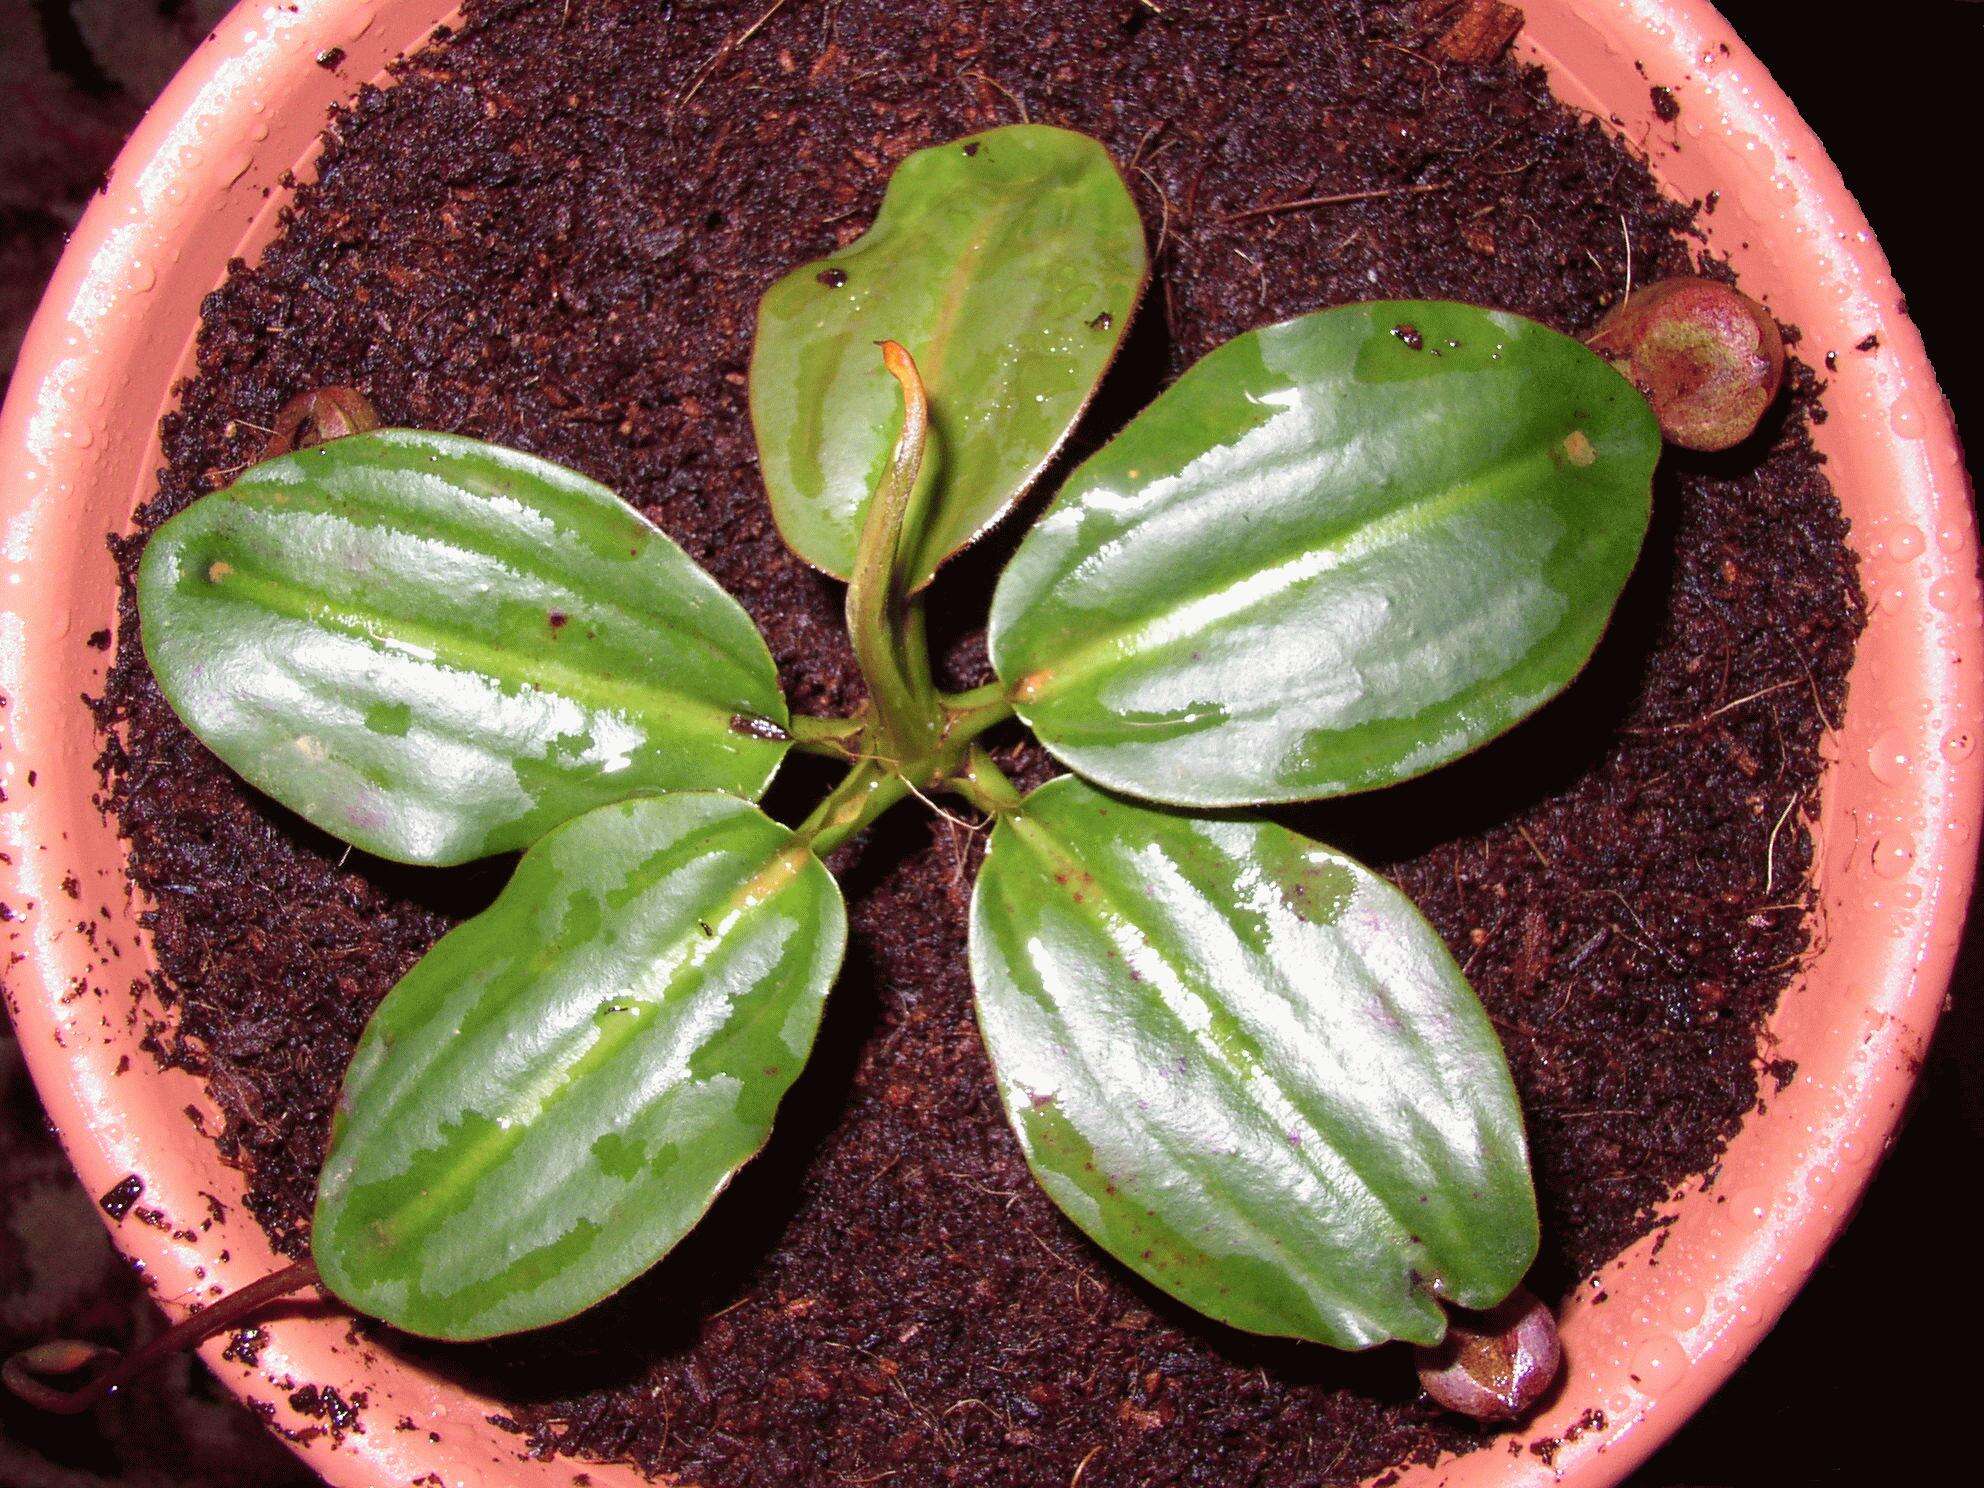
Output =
[
  {"x1": 949, "y1": 745, "x2": 1024, "y2": 818},
  {"x1": 789, "y1": 712, "x2": 867, "y2": 759},
  {"x1": 797, "y1": 757, "x2": 914, "y2": 856},
  {"x1": 787, "y1": 687, "x2": 1013, "y2": 851}
]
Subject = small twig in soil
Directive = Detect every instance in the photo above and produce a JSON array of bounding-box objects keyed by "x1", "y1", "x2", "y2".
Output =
[
  {"x1": 946, "y1": 1171, "x2": 1024, "y2": 1211},
  {"x1": 858, "y1": 1151, "x2": 905, "y2": 1200},
  {"x1": 1763, "y1": 789, "x2": 1803, "y2": 898},
  {"x1": 1018, "y1": 1225, "x2": 1086, "y2": 1289},
  {"x1": 1597, "y1": 889, "x2": 1684, "y2": 970},
  {"x1": 949, "y1": 1395, "x2": 1019, "y2": 1435},
  {"x1": 1128, "y1": 118, "x2": 1169, "y2": 170},
  {"x1": 1772, "y1": 620, "x2": 1841, "y2": 738},
  {"x1": 676, "y1": 0, "x2": 798, "y2": 114},
  {"x1": 1070, "y1": 1445, "x2": 1105, "y2": 1488},
  {"x1": 891, "y1": 1373, "x2": 954, "y2": 1453},
  {"x1": 1331, "y1": 224, "x2": 1373, "y2": 256},
  {"x1": 1375, "y1": 40, "x2": 1443, "y2": 76},
  {"x1": 962, "y1": 69, "x2": 1030, "y2": 123},
  {"x1": 899, "y1": 775, "x2": 983, "y2": 833},
  {"x1": 1624, "y1": 679, "x2": 1797, "y2": 736},
  {"x1": 1216, "y1": 180, "x2": 1450, "y2": 226},
  {"x1": 1135, "y1": 164, "x2": 1175, "y2": 260},
  {"x1": 1561, "y1": 927, "x2": 1610, "y2": 973},
  {"x1": 1225, "y1": 242, "x2": 1269, "y2": 309},
  {"x1": 1620, "y1": 212, "x2": 1636, "y2": 307}
]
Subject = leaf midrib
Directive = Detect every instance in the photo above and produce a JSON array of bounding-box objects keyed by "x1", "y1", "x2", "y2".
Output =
[
  {"x1": 192, "y1": 559, "x2": 755, "y2": 737},
  {"x1": 995, "y1": 814, "x2": 1441, "y2": 1333},
  {"x1": 223, "y1": 485, "x2": 770, "y2": 691},
  {"x1": 340, "y1": 839, "x2": 812, "y2": 1254},
  {"x1": 420, "y1": 875, "x2": 826, "y2": 1325},
  {"x1": 1011, "y1": 438, "x2": 1565, "y2": 707}
]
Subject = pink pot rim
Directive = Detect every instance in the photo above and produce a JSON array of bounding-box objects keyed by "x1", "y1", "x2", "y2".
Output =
[{"x1": 1, "y1": 3, "x2": 1975, "y2": 1486}]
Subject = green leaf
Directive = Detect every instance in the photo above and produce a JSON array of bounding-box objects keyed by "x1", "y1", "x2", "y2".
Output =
[
  {"x1": 137, "y1": 430, "x2": 789, "y2": 866},
  {"x1": 968, "y1": 777, "x2": 1537, "y2": 1350},
  {"x1": 989, "y1": 301, "x2": 1659, "y2": 807},
  {"x1": 313, "y1": 792, "x2": 844, "y2": 1341},
  {"x1": 750, "y1": 124, "x2": 1147, "y2": 590}
]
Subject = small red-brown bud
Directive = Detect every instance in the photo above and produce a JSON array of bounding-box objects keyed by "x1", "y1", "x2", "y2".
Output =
[
  {"x1": 265, "y1": 386, "x2": 381, "y2": 457},
  {"x1": 1587, "y1": 275, "x2": 1785, "y2": 452},
  {"x1": 1413, "y1": 1285, "x2": 1562, "y2": 1421}
]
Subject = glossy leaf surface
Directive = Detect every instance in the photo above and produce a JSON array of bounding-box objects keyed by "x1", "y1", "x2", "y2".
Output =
[
  {"x1": 989, "y1": 301, "x2": 1659, "y2": 806},
  {"x1": 969, "y1": 777, "x2": 1536, "y2": 1349},
  {"x1": 138, "y1": 430, "x2": 788, "y2": 865},
  {"x1": 314, "y1": 793, "x2": 844, "y2": 1340},
  {"x1": 750, "y1": 124, "x2": 1147, "y2": 588}
]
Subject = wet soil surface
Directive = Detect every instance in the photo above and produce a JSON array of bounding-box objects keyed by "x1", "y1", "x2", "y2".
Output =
[{"x1": 90, "y1": 2, "x2": 1860, "y2": 1483}]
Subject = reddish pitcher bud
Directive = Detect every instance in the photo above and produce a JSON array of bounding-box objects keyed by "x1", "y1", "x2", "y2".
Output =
[
  {"x1": 265, "y1": 386, "x2": 381, "y2": 456},
  {"x1": 1587, "y1": 276, "x2": 1785, "y2": 451},
  {"x1": 1414, "y1": 1286, "x2": 1562, "y2": 1421}
]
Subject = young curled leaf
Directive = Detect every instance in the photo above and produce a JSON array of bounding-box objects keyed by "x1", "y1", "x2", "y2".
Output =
[
  {"x1": 751, "y1": 124, "x2": 1147, "y2": 590},
  {"x1": 989, "y1": 301, "x2": 1659, "y2": 808},
  {"x1": 968, "y1": 777, "x2": 1537, "y2": 1350},
  {"x1": 314, "y1": 793, "x2": 846, "y2": 1341},
  {"x1": 138, "y1": 430, "x2": 789, "y2": 865}
]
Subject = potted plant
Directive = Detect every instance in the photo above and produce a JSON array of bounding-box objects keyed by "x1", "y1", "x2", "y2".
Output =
[{"x1": 0, "y1": 3, "x2": 1974, "y2": 1486}]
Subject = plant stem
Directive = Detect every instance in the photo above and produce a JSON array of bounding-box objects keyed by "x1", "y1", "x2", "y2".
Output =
[
  {"x1": 949, "y1": 745, "x2": 1025, "y2": 818},
  {"x1": 899, "y1": 595, "x2": 940, "y2": 727},
  {"x1": 937, "y1": 685, "x2": 1015, "y2": 755},
  {"x1": 845, "y1": 342, "x2": 942, "y2": 761},
  {"x1": 789, "y1": 712, "x2": 867, "y2": 759},
  {"x1": 788, "y1": 687, "x2": 1012, "y2": 856},
  {"x1": 797, "y1": 757, "x2": 913, "y2": 857},
  {"x1": 4, "y1": 1259, "x2": 322, "y2": 1415},
  {"x1": 942, "y1": 680, "x2": 1009, "y2": 712}
]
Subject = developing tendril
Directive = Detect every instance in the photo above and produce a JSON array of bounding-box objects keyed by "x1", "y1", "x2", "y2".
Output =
[{"x1": 4, "y1": 1259, "x2": 322, "y2": 1414}]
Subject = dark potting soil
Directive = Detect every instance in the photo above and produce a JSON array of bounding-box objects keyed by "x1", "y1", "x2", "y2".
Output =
[{"x1": 90, "y1": 1, "x2": 1861, "y2": 1483}]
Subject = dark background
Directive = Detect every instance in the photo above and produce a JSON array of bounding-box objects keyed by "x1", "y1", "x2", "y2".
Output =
[
  {"x1": 0, "y1": 2, "x2": 1976, "y2": 1484},
  {"x1": 1633, "y1": 3, "x2": 1981, "y2": 1483}
]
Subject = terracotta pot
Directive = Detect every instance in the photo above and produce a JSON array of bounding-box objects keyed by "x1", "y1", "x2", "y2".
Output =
[{"x1": 0, "y1": 2, "x2": 1974, "y2": 1484}]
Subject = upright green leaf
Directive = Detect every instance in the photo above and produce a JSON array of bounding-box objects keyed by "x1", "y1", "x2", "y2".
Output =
[
  {"x1": 313, "y1": 793, "x2": 844, "y2": 1341},
  {"x1": 969, "y1": 777, "x2": 1536, "y2": 1350},
  {"x1": 138, "y1": 430, "x2": 789, "y2": 866},
  {"x1": 750, "y1": 124, "x2": 1147, "y2": 589},
  {"x1": 989, "y1": 301, "x2": 1659, "y2": 807}
]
